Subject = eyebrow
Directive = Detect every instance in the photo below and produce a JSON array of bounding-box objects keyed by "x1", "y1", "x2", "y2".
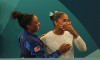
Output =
[{"x1": 63, "y1": 18, "x2": 69, "y2": 20}]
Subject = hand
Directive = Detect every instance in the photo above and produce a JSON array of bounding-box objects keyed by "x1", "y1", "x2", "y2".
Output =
[
  {"x1": 59, "y1": 43, "x2": 72, "y2": 54},
  {"x1": 39, "y1": 34, "x2": 46, "y2": 38},
  {"x1": 60, "y1": 21, "x2": 73, "y2": 32},
  {"x1": 60, "y1": 21, "x2": 79, "y2": 38},
  {"x1": 39, "y1": 31, "x2": 51, "y2": 38}
]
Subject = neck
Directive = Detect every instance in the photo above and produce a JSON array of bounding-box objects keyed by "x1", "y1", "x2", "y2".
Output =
[
  {"x1": 53, "y1": 28, "x2": 64, "y2": 35},
  {"x1": 26, "y1": 29, "x2": 35, "y2": 34}
]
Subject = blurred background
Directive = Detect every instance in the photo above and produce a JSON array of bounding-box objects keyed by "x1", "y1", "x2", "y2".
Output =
[{"x1": 0, "y1": 0, "x2": 100, "y2": 58}]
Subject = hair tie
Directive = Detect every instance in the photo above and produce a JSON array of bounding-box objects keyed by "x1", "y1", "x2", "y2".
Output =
[
  {"x1": 55, "y1": 11, "x2": 58, "y2": 13},
  {"x1": 49, "y1": 12, "x2": 54, "y2": 16}
]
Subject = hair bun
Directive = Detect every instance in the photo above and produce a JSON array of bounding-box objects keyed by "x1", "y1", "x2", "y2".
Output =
[{"x1": 12, "y1": 11, "x2": 24, "y2": 20}]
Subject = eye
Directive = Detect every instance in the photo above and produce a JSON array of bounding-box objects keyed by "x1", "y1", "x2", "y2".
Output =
[
  {"x1": 63, "y1": 19, "x2": 66, "y2": 22},
  {"x1": 36, "y1": 22, "x2": 38, "y2": 24},
  {"x1": 35, "y1": 21, "x2": 38, "y2": 24},
  {"x1": 35, "y1": 19, "x2": 39, "y2": 24}
]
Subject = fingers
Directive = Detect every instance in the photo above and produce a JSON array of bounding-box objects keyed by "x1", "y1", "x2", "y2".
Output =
[
  {"x1": 61, "y1": 43, "x2": 67, "y2": 47},
  {"x1": 69, "y1": 44, "x2": 72, "y2": 48},
  {"x1": 67, "y1": 44, "x2": 72, "y2": 48},
  {"x1": 69, "y1": 21, "x2": 71, "y2": 25},
  {"x1": 65, "y1": 44, "x2": 72, "y2": 51},
  {"x1": 59, "y1": 43, "x2": 72, "y2": 53},
  {"x1": 64, "y1": 43, "x2": 72, "y2": 48},
  {"x1": 63, "y1": 43, "x2": 71, "y2": 52},
  {"x1": 68, "y1": 21, "x2": 72, "y2": 26},
  {"x1": 62, "y1": 43, "x2": 71, "y2": 48},
  {"x1": 62, "y1": 43, "x2": 70, "y2": 45},
  {"x1": 62, "y1": 43, "x2": 66, "y2": 45},
  {"x1": 60, "y1": 21, "x2": 72, "y2": 31}
]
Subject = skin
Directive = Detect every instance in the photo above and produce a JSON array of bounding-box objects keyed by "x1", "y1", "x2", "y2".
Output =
[
  {"x1": 26, "y1": 16, "x2": 40, "y2": 34},
  {"x1": 25, "y1": 15, "x2": 70, "y2": 54},
  {"x1": 39, "y1": 13, "x2": 80, "y2": 54},
  {"x1": 53, "y1": 14, "x2": 79, "y2": 38}
]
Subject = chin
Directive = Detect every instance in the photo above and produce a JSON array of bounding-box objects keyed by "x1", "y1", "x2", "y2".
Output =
[
  {"x1": 37, "y1": 28, "x2": 39, "y2": 31},
  {"x1": 59, "y1": 29, "x2": 64, "y2": 31}
]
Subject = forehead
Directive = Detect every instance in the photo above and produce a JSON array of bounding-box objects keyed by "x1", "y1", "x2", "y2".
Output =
[
  {"x1": 61, "y1": 14, "x2": 68, "y2": 19},
  {"x1": 32, "y1": 16, "x2": 38, "y2": 21}
]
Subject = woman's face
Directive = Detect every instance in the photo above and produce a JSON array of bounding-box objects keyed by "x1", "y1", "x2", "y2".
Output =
[
  {"x1": 54, "y1": 14, "x2": 69, "y2": 31},
  {"x1": 28, "y1": 16, "x2": 40, "y2": 32}
]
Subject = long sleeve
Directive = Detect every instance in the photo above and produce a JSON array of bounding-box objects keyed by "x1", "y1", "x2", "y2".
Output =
[
  {"x1": 74, "y1": 36, "x2": 87, "y2": 52},
  {"x1": 25, "y1": 39, "x2": 61, "y2": 58}
]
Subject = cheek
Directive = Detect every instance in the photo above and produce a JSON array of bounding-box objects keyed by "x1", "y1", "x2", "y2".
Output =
[
  {"x1": 57, "y1": 22, "x2": 63, "y2": 28},
  {"x1": 58, "y1": 22, "x2": 65, "y2": 26},
  {"x1": 35, "y1": 24, "x2": 39, "y2": 30},
  {"x1": 63, "y1": 22, "x2": 69, "y2": 26},
  {"x1": 31, "y1": 24, "x2": 36, "y2": 30},
  {"x1": 31, "y1": 25, "x2": 35, "y2": 30},
  {"x1": 58, "y1": 22, "x2": 69, "y2": 28}
]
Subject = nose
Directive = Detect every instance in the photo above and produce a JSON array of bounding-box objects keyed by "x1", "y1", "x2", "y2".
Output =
[{"x1": 38, "y1": 22, "x2": 40, "y2": 26}]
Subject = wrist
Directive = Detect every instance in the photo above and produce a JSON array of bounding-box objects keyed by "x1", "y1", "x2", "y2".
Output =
[
  {"x1": 72, "y1": 31, "x2": 79, "y2": 38},
  {"x1": 70, "y1": 29, "x2": 78, "y2": 38},
  {"x1": 56, "y1": 50, "x2": 61, "y2": 55}
]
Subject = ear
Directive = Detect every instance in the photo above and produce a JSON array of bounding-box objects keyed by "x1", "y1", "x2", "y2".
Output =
[
  {"x1": 26, "y1": 25, "x2": 31, "y2": 29},
  {"x1": 54, "y1": 21, "x2": 58, "y2": 26}
]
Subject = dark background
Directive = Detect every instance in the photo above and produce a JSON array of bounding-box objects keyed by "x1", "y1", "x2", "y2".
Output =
[{"x1": 59, "y1": 0, "x2": 100, "y2": 49}]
